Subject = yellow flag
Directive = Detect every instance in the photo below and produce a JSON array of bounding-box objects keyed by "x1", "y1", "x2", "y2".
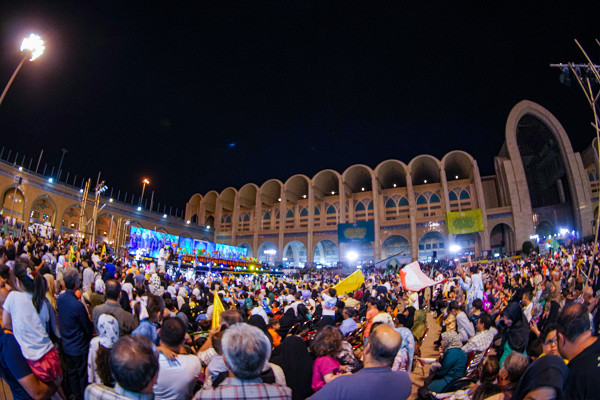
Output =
[
  {"x1": 101, "y1": 244, "x2": 107, "y2": 257},
  {"x1": 332, "y1": 270, "x2": 365, "y2": 296},
  {"x1": 211, "y1": 293, "x2": 226, "y2": 329}
]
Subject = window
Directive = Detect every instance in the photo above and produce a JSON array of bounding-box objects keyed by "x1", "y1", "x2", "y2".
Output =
[
  {"x1": 300, "y1": 208, "x2": 308, "y2": 217},
  {"x1": 399, "y1": 197, "x2": 409, "y2": 206},
  {"x1": 367, "y1": 201, "x2": 373, "y2": 210},
  {"x1": 449, "y1": 191, "x2": 458, "y2": 201},
  {"x1": 326, "y1": 205, "x2": 336, "y2": 214},
  {"x1": 314, "y1": 207, "x2": 320, "y2": 215},
  {"x1": 286, "y1": 209, "x2": 294, "y2": 219},
  {"x1": 430, "y1": 194, "x2": 441, "y2": 203},
  {"x1": 356, "y1": 202, "x2": 366, "y2": 211},
  {"x1": 385, "y1": 199, "x2": 395, "y2": 209},
  {"x1": 417, "y1": 195, "x2": 427, "y2": 205},
  {"x1": 460, "y1": 190, "x2": 470, "y2": 200},
  {"x1": 263, "y1": 212, "x2": 271, "y2": 220}
]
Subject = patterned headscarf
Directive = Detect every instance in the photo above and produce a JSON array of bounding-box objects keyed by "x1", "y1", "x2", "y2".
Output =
[
  {"x1": 441, "y1": 331, "x2": 463, "y2": 351},
  {"x1": 97, "y1": 314, "x2": 119, "y2": 348},
  {"x1": 95, "y1": 278, "x2": 105, "y2": 294}
]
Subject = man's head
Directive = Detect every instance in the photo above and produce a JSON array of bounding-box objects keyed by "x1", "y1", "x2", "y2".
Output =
[
  {"x1": 557, "y1": 303, "x2": 592, "y2": 360},
  {"x1": 477, "y1": 313, "x2": 493, "y2": 333},
  {"x1": 160, "y1": 317, "x2": 186, "y2": 349},
  {"x1": 105, "y1": 279, "x2": 121, "y2": 301},
  {"x1": 63, "y1": 267, "x2": 80, "y2": 290},
  {"x1": 222, "y1": 323, "x2": 271, "y2": 380},
  {"x1": 448, "y1": 300, "x2": 460, "y2": 316},
  {"x1": 498, "y1": 351, "x2": 529, "y2": 386},
  {"x1": 472, "y1": 298, "x2": 483, "y2": 312},
  {"x1": 521, "y1": 291, "x2": 532, "y2": 306},
  {"x1": 220, "y1": 309, "x2": 243, "y2": 328},
  {"x1": 110, "y1": 335, "x2": 159, "y2": 394},
  {"x1": 364, "y1": 323, "x2": 402, "y2": 367}
]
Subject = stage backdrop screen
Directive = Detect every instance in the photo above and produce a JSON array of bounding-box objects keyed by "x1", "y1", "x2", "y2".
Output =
[{"x1": 128, "y1": 227, "x2": 179, "y2": 258}]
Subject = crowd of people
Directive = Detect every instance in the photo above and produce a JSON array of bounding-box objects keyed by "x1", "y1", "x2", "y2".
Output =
[{"x1": 1, "y1": 230, "x2": 600, "y2": 400}]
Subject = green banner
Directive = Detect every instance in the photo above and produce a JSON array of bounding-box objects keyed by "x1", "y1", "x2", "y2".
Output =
[{"x1": 445, "y1": 209, "x2": 484, "y2": 234}]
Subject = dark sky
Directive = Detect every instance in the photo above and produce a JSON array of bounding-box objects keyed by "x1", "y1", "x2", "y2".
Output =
[{"x1": 1, "y1": 2, "x2": 598, "y2": 211}]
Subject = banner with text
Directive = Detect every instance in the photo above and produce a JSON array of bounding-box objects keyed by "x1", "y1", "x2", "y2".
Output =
[
  {"x1": 445, "y1": 209, "x2": 484, "y2": 235},
  {"x1": 337, "y1": 221, "x2": 375, "y2": 243}
]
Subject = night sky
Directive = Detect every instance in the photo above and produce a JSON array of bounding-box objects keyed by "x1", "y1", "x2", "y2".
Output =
[{"x1": 1, "y1": 2, "x2": 598, "y2": 211}]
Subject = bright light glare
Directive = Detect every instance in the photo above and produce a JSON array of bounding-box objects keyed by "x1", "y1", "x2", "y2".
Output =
[
  {"x1": 143, "y1": 178, "x2": 150, "y2": 184},
  {"x1": 21, "y1": 34, "x2": 45, "y2": 61},
  {"x1": 347, "y1": 251, "x2": 359, "y2": 262},
  {"x1": 163, "y1": 214, "x2": 167, "y2": 218},
  {"x1": 137, "y1": 206, "x2": 142, "y2": 211},
  {"x1": 559, "y1": 228, "x2": 569, "y2": 235},
  {"x1": 206, "y1": 225, "x2": 210, "y2": 229},
  {"x1": 48, "y1": 178, "x2": 53, "y2": 183},
  {"x1": 494, "y1": 253, "x2": 500, "y2": 257},
  {"x1": 264, "y1": 249, "x2": 277, "y2": 255},
  {"x1": 449, "y1": 244, "x2": 461, "y2": 253}
]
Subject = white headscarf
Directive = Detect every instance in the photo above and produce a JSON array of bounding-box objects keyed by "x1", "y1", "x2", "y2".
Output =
[
  {"x1": 97, "y1": 314, "x2": 119, "y2": 348},
  {"x1": 95, "y1": 278, "x2": 105, "y2": 294}
]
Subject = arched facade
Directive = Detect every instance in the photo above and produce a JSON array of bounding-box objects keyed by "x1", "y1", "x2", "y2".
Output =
[{"x1": 187, "y1": 100, "x2": 596, "y2": 264}]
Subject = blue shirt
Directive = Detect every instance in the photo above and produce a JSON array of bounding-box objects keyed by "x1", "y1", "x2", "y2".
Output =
[
  {"x1": 0, "y1": 329, "x2": 35, "y2": 400},
  {"x1": 340, "y1": 318, "x2": 358, "y2": 336},
  {"x1": 131, "y1": 319, "x2": 160, "y2": 345},
  {"x1": 57, "y1": 290, "x2": 94, "y2": 356}
]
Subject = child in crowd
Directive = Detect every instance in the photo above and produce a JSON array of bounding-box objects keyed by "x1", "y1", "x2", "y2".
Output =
[
  {"x1": 268, "y1": 318, "x2": 282, "y2": 347},
  {"x1": 310, "y1": 326, "x2": 343, "y2": 391},
  {"x1": 2, "y1": 260, "x2": 63, "y2": 388}
]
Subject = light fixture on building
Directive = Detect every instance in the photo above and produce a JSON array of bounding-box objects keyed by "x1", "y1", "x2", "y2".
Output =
[
  {"x1": 48, "y1": 178, "x2": 53, "y2": 183},
  {"x1": 137, "y1": 206, "x2": 142, "y2": 211},
  {"x1": 18, "y1": 166, "x2": 22, "y2": 172},
  {"x1": 206, "y1": 225, "x2": 210, "y2": 229},
  {"x1": 303, "y1": 194, "x2": 307, "y2": 198},
  {"x1": 278, "y1": 198, "x2": 281, "y2": 202},
  {"x1": 109, "y1": 198, "x2": 113, "y2": 202},
  {"x1": 186, "y1": 220, "x2": 190, "y2": 224},
  {"x1": 331, "y1": 191, "x2": 335, "y2": 195},
  {"x1": 361, "y1": 187, "x2": 365, "y2": 191},
  {"x1": 423, "y1": 180, "x2": 427, "y2": 184},
  {"x1": 79, "y1": 189, "x2": 84, "y2": 193},
  {"x1": 393, "y1": 183, "x2": 397, "y2": 188},
  {"x1": 455, "y1": 175, "x2": 459, "y2": 179},
  {"x1": 163, "y1": 214, "x2": 167, "y2": 218}
]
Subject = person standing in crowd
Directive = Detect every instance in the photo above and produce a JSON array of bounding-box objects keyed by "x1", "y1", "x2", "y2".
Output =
[
  {"x1": 154, "y1": 317, "x2": 202, "y2": 400},
  {"x1": 87, "y1": 314, "x2": 119, "y2": 386},
  {"x1": 193, "y1": 323, "x2": 292, "y2": 400},
  {"x1": 557, "y1": 303, "x2": 600, "y2": 400},
  {"x1": 308, "y1": 324, "x2": 411, "y2": 400},
  {"x1": 92, "y1": 279, "x2": 138, "y2": 336},
  {"x1": 85, "y1": 335, "x2": 159, "y2": 400},
  {"x1": 58, "y1": 267, "x2": 94, "y2": 400}
]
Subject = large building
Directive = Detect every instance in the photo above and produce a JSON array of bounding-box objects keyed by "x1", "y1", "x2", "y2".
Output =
[{"x1": 185, "y1": 100, "x2": 599, "y2": 267}]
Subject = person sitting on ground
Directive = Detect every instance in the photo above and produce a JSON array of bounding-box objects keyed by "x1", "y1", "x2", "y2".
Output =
[
  {"x1": 269, "y1": 318, "x2": 282, "y2": 347},
  {"x1": 425, "y1": 331, "x2": 467, "y2": 393},
  {"x1": 308, "y1": 324, "x2": 411, "y2": 400},
  {"x1": 84, "y1": 335, "x2": 160, "y2": 400},
  {"x1": 154, "y1": 317, "x2": 202, "y2": 400},
  {"x1": 498, "y1": 302, "x2": 529, "y2": 366},
  {"x1": 510, "y1": 355, "x2": 568, "y2": 400},
  {"x1": 193, "y1": 323, "x2": 292, "y2": 400},
  {"x1": 310, "y1": 326, "x2": 344, "y2": 392}
]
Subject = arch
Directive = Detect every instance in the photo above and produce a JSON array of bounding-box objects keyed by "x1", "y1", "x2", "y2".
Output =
[
  {"x1": 285, "y1": 175, "x2": 310, "y2": 202},
  {"x1": 381, "y1": 235, "x2": 411, "y2": 262},
  {"x1": 536, "y1": 220, "x2": 554, "y2": 238},
  {"x1": 442, "y1": 150, "x2": 475, "y2": 181},
  {"x1": 343, "y1": 164, "x2": 373, "y2": 193},
  {"x1": 505, "y1": 100, "x2": 588, "y2": 235},
  {"x1": 430, "y1": 193, "x2": 441, "y2": 203},
  {"x1": 416, "y1": 195, "x2": 427, "y2": 205},
  {"x1": 300, "y1": 207, "x2": 308, "y2": 217},
  {"x1": 285, "y1": 209, "x2": 294, "y2": 219},
  {"x1": 326, "y1": 204, "x2": 337, "y2": 214},
  {"x1": 29, "y1": 194, "x2": 57, "y2": 226},
  {"x1": 190, "y1": 214, "x2": 198, "y2": 224},
  {"x1": 1, "y1": 186, "x2": 25, "y2": 220},
  {"x1": 375, "y1": 159, "x2": 408, "y2": 189},
  {"x1": 257, "y1": 242, "x2": 278, "y2": 264},
  {"x1": 356, "y1": 202, "x2": 366, "y2": 211},
  {"x1": 282, "y1": 240, "x2": 308, "y2": 268},
  {"x1": 398, "y1": 197, "x2": 409, "y2": 206},
  {"x1": 385, "y1": 198, "x2": 396, "y2": 209},
  {"x1": 188, "y1": 193, "x2": 203, "y2": 221},
  {"x1": 156, "y1": 227, "x2": 169, "y2": 233},
  {"x1": 96, "y1": 213, "x2": 117, "y2": 241},
  {"x1": 490, "y1": 223, "x2": 516, "y2": 255},
  {"x1": 205, "y1": 215, "x2": 215, "y2": 228},
  {"x1": 203, "y1": 191, "x2": 219, "y2": 214},
  {"x1": 418, "y1": 231, "x2": 446, "y2": 262},
  {"x1": 459, "y1": 190, "x2": 470, "y2": 200},
  {"x1": 313, "y1": 240, "x2": 338, "y2": 266},
  {"x1": 61, "y1": 204, "x2": 86, "y2": 232},
  {"x1": 314, "y1": 206, "x2": 320, "y2": 215},
  {"x1": 449, "y1": 191, "x2": 458, "y2": 201},
  {"x1": 260, "y1": 179, "x2": 283, "y2": 206},
  {"x1": 238, "y1": 242, "x2": 253, "y2": 257},
  {"x1": 219, "y1": 187, "x2": 237, "y2": 212},
  {"x1": 409, "y1": 155, "x2": 442, "y2": 186},
  {"x1": 313, "y1": 169, "x2": 340, "y2": 197}
]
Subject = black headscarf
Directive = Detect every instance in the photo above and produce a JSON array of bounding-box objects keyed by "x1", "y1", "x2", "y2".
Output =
[
  {"x1": 501, "y1": 302, "x2": 529, "y2": 353},
  {"x1": 512, "y1": 355, "x2": 568, "y2": 400},
  {"x1": 271, "y1": 335, "x2": 314, "y2": 400},
  {"x1": 248, "y1": 314, "x2": 272, "y2": 344},
  {"x1": 277, "y1": 308, "x2": 298, "y2": 338},
  {"x1": 397, "y1": 306, "x2": 415, "y2": 329}
]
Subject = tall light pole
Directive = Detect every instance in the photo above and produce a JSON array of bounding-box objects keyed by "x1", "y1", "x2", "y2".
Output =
[
  {"x1": 0, "y1": 34, "x2": 45, "y2": 106},
  {"x1": 139, "y1": 178, "x2": 150, "y2": 208}
]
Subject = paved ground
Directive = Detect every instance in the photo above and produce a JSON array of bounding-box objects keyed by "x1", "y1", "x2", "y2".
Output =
[{"x1": 409, "y1": 312, "x2": 441, "y2": 400}]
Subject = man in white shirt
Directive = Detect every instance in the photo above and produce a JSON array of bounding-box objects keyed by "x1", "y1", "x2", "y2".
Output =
[
  {"x1": 158, "y1": 246, "x2": 167, "y2": 274},
  {"x1": 155, "y1": 317, "x2": 202, "y2": 400},
  {"x1": 521, "y1": 290, "x2": 534, "y2": 323}
]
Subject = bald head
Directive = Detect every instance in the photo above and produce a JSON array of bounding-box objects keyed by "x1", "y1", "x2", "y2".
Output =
[{"x1": 367, "y1": 324, "x2": 402, "y2": 366}]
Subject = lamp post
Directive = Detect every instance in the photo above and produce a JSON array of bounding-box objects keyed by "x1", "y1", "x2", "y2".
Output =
[
  {"x1": 0, "y1": 34, "x2": 45, "y2": 106},
  {"x1": 139, "y1": 178, "x2": 150, "y2": 208}
]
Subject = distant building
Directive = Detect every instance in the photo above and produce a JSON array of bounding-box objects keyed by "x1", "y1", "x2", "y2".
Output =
[{"x1": 186, "y1": 100, "x2": 598, "y2": 266}]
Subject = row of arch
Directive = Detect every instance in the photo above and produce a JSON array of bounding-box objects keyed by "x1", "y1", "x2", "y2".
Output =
[
  {"x1": 0, "y1": 188, "x2": 181, "y2": 242},
  {"x1": 188, "y1": 150, "x2": 479, "y2": 229},
  {"x1": 238, "y1": 222, "x2": 515, "y2": 266}
]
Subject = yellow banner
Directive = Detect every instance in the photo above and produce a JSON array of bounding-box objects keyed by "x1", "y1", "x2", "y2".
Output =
[
  {"x1": 333, "y1": 270, "x2": 365, "y2": 296},
  {"x1": 211, "y1": 293, "x2": 225, "y2": 329},
  {"x1": 445, "y1": 209, "x2": 484, "y2": 235}
]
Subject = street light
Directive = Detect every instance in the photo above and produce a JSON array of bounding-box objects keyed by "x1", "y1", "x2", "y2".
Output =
[
  {"x1": 139, "y1": 178, "x2": 150, "y2": 207},
  {"x1": 0, "y1": 34, "x2": 45, "y2": 106}
]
